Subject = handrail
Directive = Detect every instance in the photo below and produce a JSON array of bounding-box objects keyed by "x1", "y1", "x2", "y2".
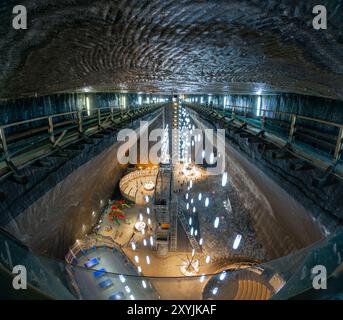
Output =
[
  {"x1": 0, "y1": 103, "x2": 164, "y2": 176},
  {"x1": 189, "y1": 102, "x2": 343, "y2": 165},
  {"x1": 0, "y1": 225, "x2": 342, "y2": 299},
  {"x1": 1, "y1": 110, "x2": 81, "y2": 128},
  {"x1": 0, "y1": 103, "x2": 161, "y2": 129},
  {"x1": 203, "y1": 103, "x2": 343, "y2": 129}
]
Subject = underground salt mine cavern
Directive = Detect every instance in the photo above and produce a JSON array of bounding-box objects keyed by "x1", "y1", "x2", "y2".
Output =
[{"x1": 0, "y1": 0, "x2": 342, "y2": 302}]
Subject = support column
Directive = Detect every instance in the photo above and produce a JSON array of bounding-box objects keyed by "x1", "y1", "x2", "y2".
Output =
[
  {"x1": 48, "y1": 116, "x2": 55, "y2": 144},
  {"x1": 288, "y1": 114, "x2": 297, "y2": 142},
  {"x1": 78, "y1": 111, "x2": 83, "y2": 134},
  {"x1": 0, "y1": 126, "x2": 9, "y2": 161},
  {"x1": 334, "y1": 127, "x2": 343, "y2": 162}
]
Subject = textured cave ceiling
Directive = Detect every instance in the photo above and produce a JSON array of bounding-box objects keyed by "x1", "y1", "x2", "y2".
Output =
[{"x1": 0, "y1": 0, "x2": 342, "y2": 100}]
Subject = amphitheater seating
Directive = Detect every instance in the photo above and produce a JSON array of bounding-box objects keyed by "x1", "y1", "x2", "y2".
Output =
[
  {"x1": 232, "y1": 271, "x2": 273, "y2": 300},
  {"x1": 205, "y1": 268, "x2": 274, "y2": 300}
]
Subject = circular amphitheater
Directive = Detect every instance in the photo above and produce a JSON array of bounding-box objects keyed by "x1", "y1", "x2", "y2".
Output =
[
  {"x1": 203, "y1": 267, "x2": 285, "y2": 300},
  {"x1": 119, "y1": 168, "x2": 158, "y2": 204}
]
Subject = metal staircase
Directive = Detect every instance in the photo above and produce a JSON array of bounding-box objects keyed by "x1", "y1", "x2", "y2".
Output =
[
  {"x1": 153, "y1": 163, "x2": 172, "y2": 254},
  {"x1": 169, "y1": 201, "x2": 178, "y2": 252},
  {"x1": 177, "y1": 207, "x2": 202, "y2": 253}
]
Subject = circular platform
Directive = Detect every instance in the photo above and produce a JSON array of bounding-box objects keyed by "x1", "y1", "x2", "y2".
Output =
[{"x1": 119, "y1": 168, "x2": 158, "y2": 204}]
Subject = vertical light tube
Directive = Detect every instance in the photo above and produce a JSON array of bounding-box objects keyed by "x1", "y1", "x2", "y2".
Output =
[
  {"x1": 256, "y1": 96, "x2": 261, "y2": 117},
  {"x1": 86, "y1": 96, "x2": 91, "y2": 116}
]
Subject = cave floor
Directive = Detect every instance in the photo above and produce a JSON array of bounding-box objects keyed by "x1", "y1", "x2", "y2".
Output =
[{"x1": 71, "y1": 156, "x2": 271, "y2": 299}]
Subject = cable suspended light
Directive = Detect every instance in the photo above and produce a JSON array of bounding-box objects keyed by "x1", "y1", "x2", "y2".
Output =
[
  {"x1": 233, "y1": 234, "x2": 242, "y2": 250},
  {"x1": 222, "y1": 171, "x2": 228, "y2": 187},
  {"x1": 125, "y1": 285, "x2": 131, "y2": 293},
  {"x1": 212, "y1": 287, "x2": 219, "y2": 295},
  {"x1": 214, "y1": 217, "x2": 220, "y2": 228},
  {"x1": 205, "y1": 197, "x2": 209, "y2": 207}
]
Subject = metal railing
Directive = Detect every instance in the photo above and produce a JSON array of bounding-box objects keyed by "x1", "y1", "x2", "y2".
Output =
[
  {"x1": 223, "y1": 104, "x2": 341, "y2": 160},
  {"x1": 0, "y1": 104, "x2": 163, "y2": 177},
  {"x1": 1, "y1": 225, "x2": 342, "y2": 300},
  {"x1": 188, "y1": 103, "x2": 343, "y2": 173}
]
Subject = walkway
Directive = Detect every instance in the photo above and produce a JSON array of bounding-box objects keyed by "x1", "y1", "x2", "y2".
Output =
[{"x1": 187, "y1": 103, "x2": 343, "y2": 181}]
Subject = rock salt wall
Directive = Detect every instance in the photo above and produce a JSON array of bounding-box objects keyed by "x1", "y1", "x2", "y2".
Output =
[{"x1": 1, "y1": 109, "x2": 162, "y2": 259}]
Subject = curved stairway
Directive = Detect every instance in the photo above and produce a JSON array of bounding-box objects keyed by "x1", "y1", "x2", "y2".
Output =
[{"x1": 204, "y1": 268, "x2": 274, "y2": 300}]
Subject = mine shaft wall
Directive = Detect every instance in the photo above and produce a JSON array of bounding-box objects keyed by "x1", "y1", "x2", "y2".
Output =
[
  {"x1": 222, "y1": 141, "x2": 325, "y2": 259},
  {"x1": 196, "y1": 93, "x2": 343, "y2": 124},
  {"x1": 190, "y1": 95, "x2": 343, "y2": 225},
  {"x1": 1, "y1": 109, "x2": 162, "y2": 259},
  {"x1": 5, "y1": 142, "x2": 125, "y2": 258},
  {"x1": 191, "y1": 110, "x2": 325, "y2": 260},
  {"x1": 232, "y1": 134, "x2": 343, "y2": 228},
  {"x1": 0, "y1": 92, "x2": 169, "y2": 132}
]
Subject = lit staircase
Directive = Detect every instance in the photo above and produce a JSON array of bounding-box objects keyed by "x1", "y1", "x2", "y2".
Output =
[
  {"x1": 177, "y1": 207, "x2": 202, "y2": 253},
  {"x1": 169, "y1": 204, "x2": 178, "y2": 252}
]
